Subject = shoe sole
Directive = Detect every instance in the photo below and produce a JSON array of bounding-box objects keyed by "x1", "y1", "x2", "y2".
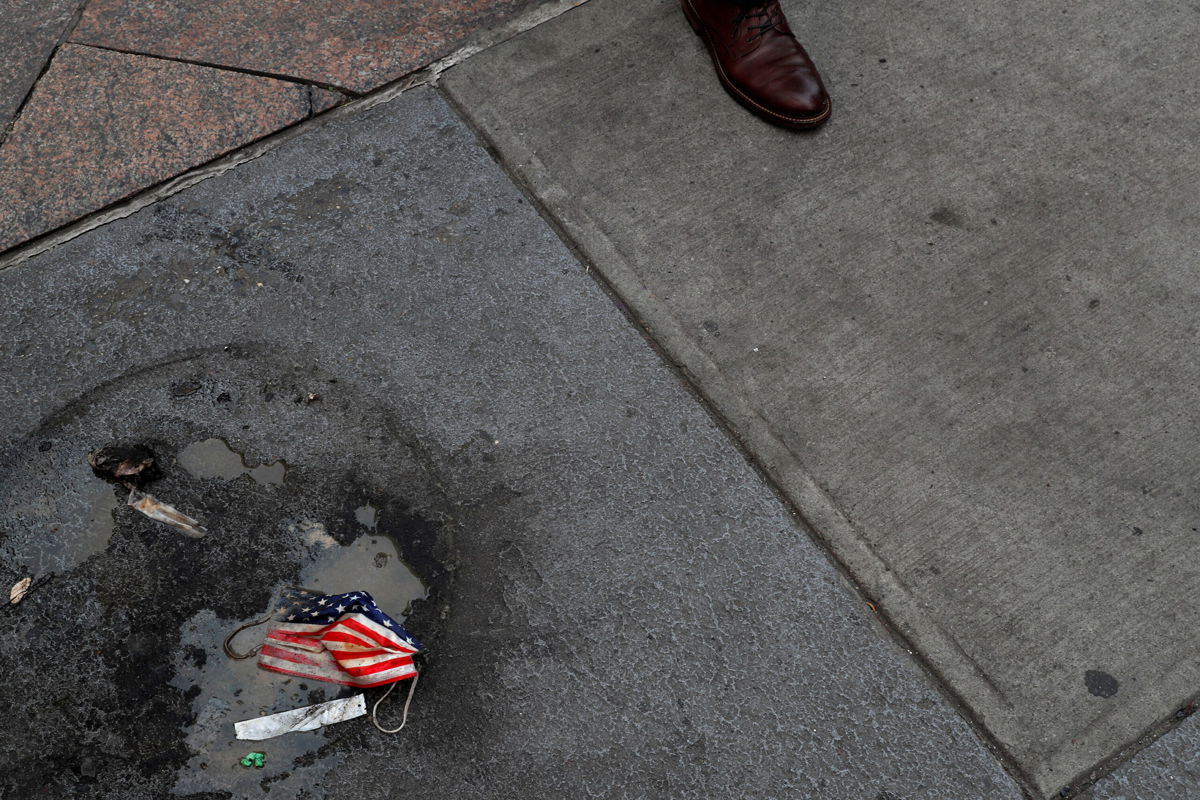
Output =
[{"x1": 681, "y1": 0, "x2": 832, "y2": 129}]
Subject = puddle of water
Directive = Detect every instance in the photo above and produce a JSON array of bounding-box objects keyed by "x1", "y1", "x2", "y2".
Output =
[
  {"x1": 171, "y1": 609, "x2": 347, "y2": 798},
  {"x1": 171, "y1": 519, "x2": 428, "y2": 795},
  {"x1": 83, "y1": 485, "x2": 120, "y2": 555},
  {"x1": 16, "y1": 493, "x2": 57, "y2": 518},
  {"x1": 354, "y1": 504, "x2": 378, "y2": 529},
  {"x1": 298, "y1": 527, "x2": 427, "y2": 619},
  {"x1": 177, "y1": 438, "x2": 286, "y2": 486},
  {"x1": 290, "y1": 519, "x2": 337, "y2": 549},
  {"x1": 14, "y1": 481, "x2": 120, "y2": 575}
]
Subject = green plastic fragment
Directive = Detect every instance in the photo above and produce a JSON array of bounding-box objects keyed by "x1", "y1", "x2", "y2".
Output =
[{"x1": 239, "y1": 752, "x2": 266, "y2": 768}]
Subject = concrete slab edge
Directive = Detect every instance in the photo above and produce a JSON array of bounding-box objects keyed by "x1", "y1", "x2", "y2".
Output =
[
  {"x1": 434, "y1": 80, "x2": 1189, "y2": 800},
  {"x1": 0, "y1": 0, "x2": 591, "y2": 272}
]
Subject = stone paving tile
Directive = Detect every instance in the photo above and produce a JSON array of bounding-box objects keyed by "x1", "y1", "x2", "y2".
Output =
[
  {"x1": 71, "y1": 0, "x2": 549, "y2": 93},
  {"x1": 311, "y1": 87, "x2": 348, "y2": 114},
  {"x1": 0, "y1": 44, "x2": 315, "y2": 253},
  {"x1": 0, "y1": 0, "x2": 85, "y2": 131}
]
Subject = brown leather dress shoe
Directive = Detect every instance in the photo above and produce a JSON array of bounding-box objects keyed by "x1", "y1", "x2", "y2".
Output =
[{"x1": 682, "y1": 0, "x2": 831, "y2": 129}]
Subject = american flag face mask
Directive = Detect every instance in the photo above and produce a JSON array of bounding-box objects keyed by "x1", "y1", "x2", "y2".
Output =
[{"x1": 225, "y1": 587, "x2": 422, "y2": 733}]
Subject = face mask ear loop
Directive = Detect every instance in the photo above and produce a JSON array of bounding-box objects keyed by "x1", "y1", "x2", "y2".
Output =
[
  {"x1": 223, "y1": 614, "x2": 273, "y2": 660},
  {"x1": 372, "y1": 670, "x2": 419, "y2": 734}
]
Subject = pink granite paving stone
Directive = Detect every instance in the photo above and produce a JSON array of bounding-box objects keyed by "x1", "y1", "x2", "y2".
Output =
[
  {"x1": 0, "y1": 45, "x2": 315, "y2": 252},
  {"x1": 311, "y1": 87, "x2": 349, "y2": 114},
  {"x1": 71, "y1": 0, "x2": 548, "y2": 94},
  {"x1": 0, "y1": 0, "x2": 86, "y2": 131}
]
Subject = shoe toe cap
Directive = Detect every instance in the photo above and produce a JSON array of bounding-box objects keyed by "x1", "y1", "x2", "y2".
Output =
[
  {"x1": 773, "y1": 81, "x2": 830, "y2": 120},
  {"x1": 730, "y1": 49, "x2": 831, "y2": 125}
]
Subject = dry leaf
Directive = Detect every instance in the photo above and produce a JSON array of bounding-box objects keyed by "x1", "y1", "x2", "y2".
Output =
[
  {"x1": 9, "y1": 577, "x2": 32, "y2": 605},
  {"x1": 88, "y1": 444, "x2": 159, "y2": 487}
]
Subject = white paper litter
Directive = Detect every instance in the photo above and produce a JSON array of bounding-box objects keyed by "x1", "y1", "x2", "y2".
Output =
[
  {"x1": 234, "y1": 694, "x2": 367, "y2": 740},
  {"x1": 127, "y1": 488, "x2": 207, "y2": 538}
]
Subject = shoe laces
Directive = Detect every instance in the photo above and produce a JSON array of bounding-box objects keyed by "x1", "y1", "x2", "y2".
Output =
[{"x1": 731, "y1": 1, "x2": 782, "y2": 42}]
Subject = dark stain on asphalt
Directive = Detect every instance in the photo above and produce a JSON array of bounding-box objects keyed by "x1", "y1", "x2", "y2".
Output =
[
  {"x1": 1085, "y1": 670, "x2": 1120, "y2": 698},
  {"x1": 0, "y1": 350, "x2": 458, "y2": 798},
  {"x1": 170, "y1": 379, "x2": 203, "y2": 397}
]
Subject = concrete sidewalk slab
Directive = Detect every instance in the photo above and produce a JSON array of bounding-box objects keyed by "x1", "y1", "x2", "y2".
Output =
[
  {"x1": 0, "y1": 43, "x2": 316, "y2": 251},
  {"x1": 0, "y1": 86, "x2": 1019, "y2": 798},
  {"x1": 72, "y1": 0, "x2": 558, "y2": 93},
  {"x1": 440, "y1": 0, "x2": 1200, "y2": 794}
]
